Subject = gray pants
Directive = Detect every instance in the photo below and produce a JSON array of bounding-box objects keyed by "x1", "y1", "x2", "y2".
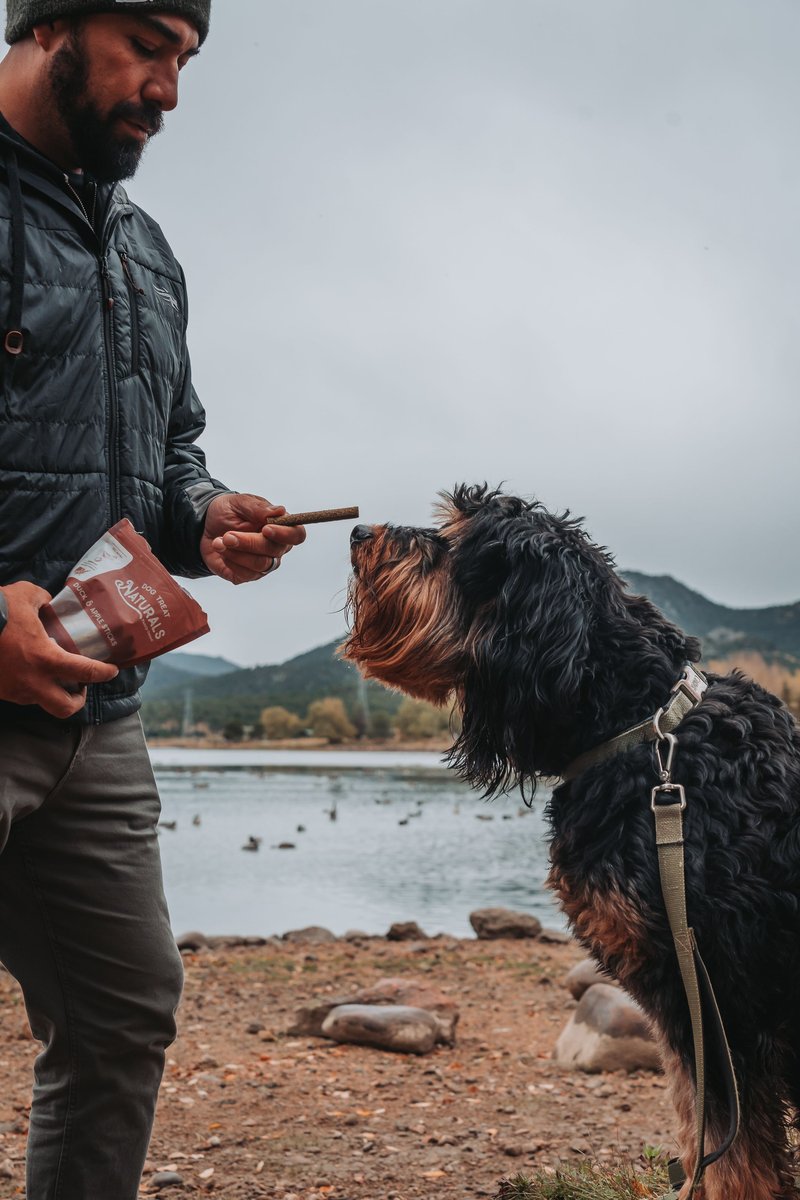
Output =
[{"x1": 0, "y1": 715, "x2": 184, "y2": 1199}]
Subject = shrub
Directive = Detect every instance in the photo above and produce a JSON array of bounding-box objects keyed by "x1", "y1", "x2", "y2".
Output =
[
  {"x1": 260, "y1": 706, "x2": 304, "y2": 739},
  {"x1": 306, "y1": 697, "x2": 357, "y2": 744},
  {"x1": 395, "y1": 697, "x2": 452, "y2": 740}
]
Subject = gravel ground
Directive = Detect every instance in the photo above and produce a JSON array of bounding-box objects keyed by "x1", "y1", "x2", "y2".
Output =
[{"x1": 0, "y1": 935, "x2": 677, "y2": 1199}]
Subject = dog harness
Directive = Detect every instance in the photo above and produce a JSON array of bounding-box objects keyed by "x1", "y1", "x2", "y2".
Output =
[{"x1": 561, "y1": 664, "x2": 741, "y2": 1199}]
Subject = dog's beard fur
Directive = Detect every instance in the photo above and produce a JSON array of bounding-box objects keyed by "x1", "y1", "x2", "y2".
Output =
[{"x1": 343, "y1": 523, "x2": 464, "y2": 704}]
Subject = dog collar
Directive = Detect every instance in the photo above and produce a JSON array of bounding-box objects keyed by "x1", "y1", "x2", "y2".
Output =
[{"x1": 560, "y1": 663, "x2": 708, "y2": 784}]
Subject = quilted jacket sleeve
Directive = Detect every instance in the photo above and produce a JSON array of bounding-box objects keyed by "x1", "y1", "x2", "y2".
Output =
[{"x1": 159, "y1": 344, "x2": 232, "y2": 579}]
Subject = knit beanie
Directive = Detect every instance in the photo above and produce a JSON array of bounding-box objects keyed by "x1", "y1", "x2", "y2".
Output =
[{"x1": 6, "y1": 0, "x2": 211, "y2": 45}]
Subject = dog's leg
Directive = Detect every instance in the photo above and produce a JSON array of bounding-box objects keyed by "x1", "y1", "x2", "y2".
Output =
[{"x1": 662, "y1": 1047, "x2": 794, "y2": 1200}]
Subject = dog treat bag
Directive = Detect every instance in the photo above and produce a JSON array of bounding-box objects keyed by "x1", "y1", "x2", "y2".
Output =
[{"x1": 41, "y1": 519, "x2": 210, "y2": 668}]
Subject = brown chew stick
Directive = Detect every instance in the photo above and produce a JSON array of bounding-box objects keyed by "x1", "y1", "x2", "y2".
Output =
[{"x1": 272, "y1": 506, "x2": 360, "y2": 527}]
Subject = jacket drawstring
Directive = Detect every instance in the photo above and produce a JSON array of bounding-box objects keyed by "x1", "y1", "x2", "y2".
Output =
[{"x1": 5, "y1": 149, "x2": 26, "y2": 356}]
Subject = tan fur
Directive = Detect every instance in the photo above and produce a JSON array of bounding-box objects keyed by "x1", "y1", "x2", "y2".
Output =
[
  {"x1": 548, "y1": 867, "x2": 650, "y2": 982},
  {"x1": 660, "y1": 1045, "x2": 795, "y2": 1200},
  {"x1": 342, "y1": 527, "x2": 463, "y2": 702}
]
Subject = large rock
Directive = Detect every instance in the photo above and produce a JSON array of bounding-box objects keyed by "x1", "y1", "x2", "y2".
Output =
[
  {"x1": 282, "y1": 926, "x2": 337, "y2": 945},
  {"x1": 565, "y1": 958, "x2": 618, "y2": 1000},
  {"x1": 538, "y1": 927, "x2": 572, "y2": 944},
  {"x1": 553, "y1": 983, "x2": 661, "y2": 1073},
  {"x1": 469, "y1": 907, "x2": 542, "y2": 940},
  {"x1": 175, "y1": 931, "x2": 208, "y2": 951},
  {"x1": 321, "y1": 1004, "x2": 440, "y2": 1055},
  {"x1": 288, "y1": 976, "x2": 458, "y2": 1044},
  {"x1": 386, "y1": 921, "x2": 428, "y2": 941},
  {"x1": 348, "y1": 977, "x2": 458, "y2": 1044}
]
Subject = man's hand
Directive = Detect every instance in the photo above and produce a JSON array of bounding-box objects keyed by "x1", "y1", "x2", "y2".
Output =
[
  {"x1": 200, "y1": 494, "x2": 306, "y2": 585},
  {"x1": 0, "y1": 582, "x2": 119, "y2": 719}
]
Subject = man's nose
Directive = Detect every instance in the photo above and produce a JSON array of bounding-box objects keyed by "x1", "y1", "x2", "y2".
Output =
[
  {"x1": 142, "y1": 69, "x2": 179, "y2": 113},
  {"x1": 350, "y1": 525, "x2": 374, "y2": 545}
]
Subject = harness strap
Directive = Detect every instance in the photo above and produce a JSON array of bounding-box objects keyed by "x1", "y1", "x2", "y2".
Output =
[{"x1": 653, "y1": 793, "x2": 740, "y2": 1198}]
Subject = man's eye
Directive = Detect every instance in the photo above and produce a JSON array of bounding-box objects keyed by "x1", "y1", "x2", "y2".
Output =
[{"x1": 131, "y1": 39, "x2": 157, "y2": 58}]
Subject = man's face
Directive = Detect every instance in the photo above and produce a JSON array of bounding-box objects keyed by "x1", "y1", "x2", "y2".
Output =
[{"x1": 46, "y1": 12, "x2": 199, "y2": 182}]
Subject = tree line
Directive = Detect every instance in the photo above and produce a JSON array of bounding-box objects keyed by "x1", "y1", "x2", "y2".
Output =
[{"x1": 144, "y1": 694, "x2": 458, "y2": 744}]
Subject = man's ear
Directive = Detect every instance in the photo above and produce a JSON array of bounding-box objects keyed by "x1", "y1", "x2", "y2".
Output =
[{"x1": 32, "y1": 20, "x2": 69, "y2": 52}]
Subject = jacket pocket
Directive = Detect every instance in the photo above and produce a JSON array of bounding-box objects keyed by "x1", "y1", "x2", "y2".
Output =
[{"x1": 119, "y1": 248, "x2": 144, "y2": 377}]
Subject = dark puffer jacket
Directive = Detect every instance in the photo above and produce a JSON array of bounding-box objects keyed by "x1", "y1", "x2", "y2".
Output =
[{"x1": 0, "y1": 121, "x2": 230, "y2": 723}]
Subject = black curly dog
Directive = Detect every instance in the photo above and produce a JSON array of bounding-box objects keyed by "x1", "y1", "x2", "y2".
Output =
[{"x1": 343, "y1": 483, "x2": 800, "y2": 1200}]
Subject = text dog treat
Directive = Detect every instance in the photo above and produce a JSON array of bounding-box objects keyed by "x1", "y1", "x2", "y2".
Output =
[{"x1": 41, "y1": 519, "x2": 210, "y2": 667}]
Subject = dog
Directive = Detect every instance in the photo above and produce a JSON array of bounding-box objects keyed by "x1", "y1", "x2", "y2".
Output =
[{"x1": 343, "y1": 483, "x2": 800, "y2": 1200}]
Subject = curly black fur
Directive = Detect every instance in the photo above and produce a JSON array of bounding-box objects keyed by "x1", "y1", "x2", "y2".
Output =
[{"x1": 345, "y1": 483, "x2": 800, "y2": 1197}]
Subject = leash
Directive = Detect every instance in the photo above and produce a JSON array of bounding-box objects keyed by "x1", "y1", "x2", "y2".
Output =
[
  {"x1": 651, "y1": 726, "x2": 740, "y2": 1198},
  {"x1": 561, "y1": 665, "x2": 741, "y2": 1197}
]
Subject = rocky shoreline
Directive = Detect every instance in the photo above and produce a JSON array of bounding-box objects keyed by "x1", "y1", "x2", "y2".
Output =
[{"x1": 0, "y1": 918, "x2": 677, "y2": 1199}]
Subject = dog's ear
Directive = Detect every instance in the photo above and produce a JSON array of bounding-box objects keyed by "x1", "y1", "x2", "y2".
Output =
[{"x1": 449, "y1": 521, "x2": 596, "y2": 794}]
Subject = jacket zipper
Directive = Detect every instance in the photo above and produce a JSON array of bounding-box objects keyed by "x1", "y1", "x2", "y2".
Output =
[
  {"x1": 99, "y1": 255, "x2": 121, "y2": 526},
  {"x1": 119, "y1": 249, "x2": 144, "y2": 376}
]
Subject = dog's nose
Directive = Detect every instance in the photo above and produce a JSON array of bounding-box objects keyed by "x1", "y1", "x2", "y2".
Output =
[{"x1": 350, "y1": 524, "x2": 374, "y2": 545}]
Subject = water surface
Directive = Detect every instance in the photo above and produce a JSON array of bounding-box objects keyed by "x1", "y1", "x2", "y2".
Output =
[{"x1": 149, "y1": 748, "x2": 561, "y2": 939}]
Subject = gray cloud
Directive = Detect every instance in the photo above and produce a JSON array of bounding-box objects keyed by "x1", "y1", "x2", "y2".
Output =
[{"x1": 6, "y1": 0, "x2": 799, "y2": 663}]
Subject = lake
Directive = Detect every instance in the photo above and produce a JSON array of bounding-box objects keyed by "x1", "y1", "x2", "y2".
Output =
[{"x1": 148, "y1": 747, "x2": 562, "y2": 939}]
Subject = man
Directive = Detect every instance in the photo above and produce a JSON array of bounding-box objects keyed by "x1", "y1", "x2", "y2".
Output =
[{"x1": 0, "y1": 4, "x2": 305, "y2": 1196}]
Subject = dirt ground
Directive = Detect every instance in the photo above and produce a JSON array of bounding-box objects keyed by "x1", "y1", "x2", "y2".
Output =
[{"x1": 0, "y1": 935, "x2": 677, "y2": 1200}]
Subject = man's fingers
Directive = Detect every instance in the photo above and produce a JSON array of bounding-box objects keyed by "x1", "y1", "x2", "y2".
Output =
[
  {"x1": 262, "y1": 522, "x2": 306, "y2": 546},
  {"x1": 48, "y1": 652, "x2": 119, "y2": 684},
  {"x1": 214, "y1": 550, "x2": 274, "y2": 575},
  {"x1": 213, "y1": 530, "x2": 299, "y2": 555},
  {"x1": 37, "y1": 685, "x2": 89, "y2": 720}
]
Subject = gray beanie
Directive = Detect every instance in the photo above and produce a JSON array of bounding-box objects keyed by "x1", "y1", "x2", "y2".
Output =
[{"x1": 6, "y1": 0, "x2": 211, "y2": 45}]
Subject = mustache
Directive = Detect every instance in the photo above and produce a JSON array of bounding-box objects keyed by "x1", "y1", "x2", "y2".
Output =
[{"x1": 110, "y1": 101, "x2": 164, "y2": 137}]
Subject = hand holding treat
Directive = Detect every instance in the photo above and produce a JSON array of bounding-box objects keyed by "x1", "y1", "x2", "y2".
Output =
[{"x1": 201, "y1": 493, "x2": 307, "y2": 585}]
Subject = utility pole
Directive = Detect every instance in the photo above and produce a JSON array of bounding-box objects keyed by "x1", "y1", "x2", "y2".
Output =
[{"x1": 181, "y1": 686, "x2": 194, "y2": 737}]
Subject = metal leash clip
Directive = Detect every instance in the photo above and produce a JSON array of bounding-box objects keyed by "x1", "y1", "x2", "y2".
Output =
[{"x1": 651, "y1": 730, "x2": 685, "y2": 811}]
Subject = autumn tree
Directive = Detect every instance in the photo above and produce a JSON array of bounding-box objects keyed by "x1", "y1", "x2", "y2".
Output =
[
  {"x1": 395, "y1": 698, "x2": 452, "y2": 740},
  {"x1": 260, "y1": 706, "x2": 304, "y2": 740},
  {"x1": 306, "y1": 697, "x2": 357, "y2": 744}
]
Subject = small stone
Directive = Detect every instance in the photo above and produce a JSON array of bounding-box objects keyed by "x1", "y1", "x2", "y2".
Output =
[
  {"x1": 246, "y1": 1022, "x2": 265, "y2": 1035},
  {"x1": 147, "y1": 1170, "x2": 185, "y2": 1191}
]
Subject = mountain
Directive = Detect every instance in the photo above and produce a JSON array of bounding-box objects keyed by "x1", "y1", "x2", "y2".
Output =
[
  {"x1": 141, "y1": 575, "x2": 800, "y2": 733},
  {"x1": 140, "y1": 637, "x2": 400, "y2": 731},
  {"x1": 145, "y1": 651, "x2": 241, "y2": 698},
  {"x1": 622, "y1": 571, "x2": 800, "y2": 664}
]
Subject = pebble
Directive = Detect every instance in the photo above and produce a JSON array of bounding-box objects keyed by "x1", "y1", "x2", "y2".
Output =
[{"x1": 148, "y1": 1170, "x2": 185, "y2": 1190}]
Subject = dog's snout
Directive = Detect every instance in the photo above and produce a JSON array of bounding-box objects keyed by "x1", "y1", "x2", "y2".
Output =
[{"x1": 350, "y1": 524, "x2": 374, "y2": 546}]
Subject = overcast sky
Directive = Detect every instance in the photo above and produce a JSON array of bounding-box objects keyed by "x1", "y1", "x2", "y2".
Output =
[{"x1": 7, "y1": 1, "x2": 800, "y2": 665}]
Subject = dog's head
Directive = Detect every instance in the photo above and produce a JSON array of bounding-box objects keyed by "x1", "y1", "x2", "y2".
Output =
[{"x1": 343, "y1": 484, "x2": 697, "y2": 793}]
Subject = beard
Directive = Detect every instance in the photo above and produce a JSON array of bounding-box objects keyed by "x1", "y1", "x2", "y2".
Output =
[{"x1": 48, "y1": 26, "x2": 164, "y2": 183}]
